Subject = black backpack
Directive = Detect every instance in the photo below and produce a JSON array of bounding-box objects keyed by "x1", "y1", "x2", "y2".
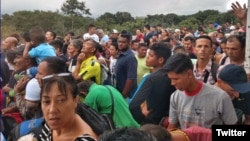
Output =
[{"x1": 76, "y1": 102, "x2": 115, "y2": 136}]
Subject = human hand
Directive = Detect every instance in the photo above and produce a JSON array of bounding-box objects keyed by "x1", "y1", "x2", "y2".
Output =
[
  {"x1": 231, "y1": 1, "x2": 247, "y2": 21},
  {"x1": 140, "y1": 100, "x2": 151, "y2": 117},
  {"x1": 14, "y1": 75, "x2": 30, "y2": 93},
  {"x1": 77, "y1": 53, "x2": 86, "y2": 63}
]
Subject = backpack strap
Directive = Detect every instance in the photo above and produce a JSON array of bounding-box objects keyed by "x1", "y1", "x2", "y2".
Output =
[
  {"x1": 220, "y1": 56, "x2": 228, "y2": 65},
  {"x1": 104, "y1": 86, "x2": 114, "y2": 116},
  {"x1": 203, "y1": 62, "x2": 219, "y2": 83},
  {"x1": 211, "y1": 62, "x2": 219, "y2": 82}
]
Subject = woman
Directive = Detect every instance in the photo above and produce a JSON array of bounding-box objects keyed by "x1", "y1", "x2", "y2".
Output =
[
  {"x1": 108, "y1": 42, "x2": 119, "y2": 87},
  {"x1": 67, "y1": 39, "x2": 82, "y2": 73},
  {"x1": 19, "y1": 73, "x2": 97, "y2": 141}
]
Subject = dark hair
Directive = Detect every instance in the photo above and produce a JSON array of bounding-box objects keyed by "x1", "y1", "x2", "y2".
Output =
[
  {"x1": 226, "y1": 34, "x2": 246, "y2": 49},
  {"x1": 173, "y1": 46, "x2": 188, "y2": 55},
  {"x1": 77, "y1": 80, "x2": 94, "y2": 94},
  {"x1": 29, "y1": 26, "x2": 46, "y2": 44},
  {"x1": 84, "y1": 38, "x2": 98, "y2": 54},
  {"x1": 67, "y1": 31, "x2": 75, "y2": 36},
  {"x1": 88, "y1": 23, "x2": 96, "y2": 29},
  {"x1": 98, "y1": 127, "x2": 157, "y2": 141},
  {"x1": 164, "y1": 53, "x2": 193, "y2": 74},
  {"x1": 220, "y1": 38, "x2": 227, "y2": 44},
  {"x1": 10, "y1": 33, "x2": 21, "y2": 43},
  {"x1": 22, "y1": 32, "x2": 31, "y2": 42},
  {"x1": 150, "y1": 42, "x2": 171, "y2": 64},
  {"x1": 195, "y1": 35, "x2": 212, "y2": 47},
  {"x1": 138, "y1": 43, "x2": 148, "y2": 49},
  {"x1": 70, "y1": 39, "x2": 83, "y2": 52},
  {"x1": 41, "y1": 74, "x2": 78, "y2": 99},
  {"x1": 144, "y1": 24, "x2": 151, "y2": 30},
  {"x1": 48, "y1": 31, "x2": 57, "y2": 39},
  {"x1": 110, "y1": 42, "x2": 119, "y2": 50},
  {"x1": 49, "y1": 39, "x2": 64, "y2": 52},
  {"x1": 120, "y1": 30, "x2": 132, "y2": 41},
  {"x1": 140, "y1": 124, "x2": 172, "y2": 141},
  {"x1": 41, "y1": 56, "x2": 67, "y2": 74},
  {"x1": 184, "y1": 36, "x2": 195, "y2": 44}
]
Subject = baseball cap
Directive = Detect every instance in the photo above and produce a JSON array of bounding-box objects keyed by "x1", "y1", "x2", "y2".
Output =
[
  {"x1": 111, "y1": 29, "x2": 119, "y2": 34},
  {"x1": 218, "y1": 64, "x2": 250, "y2": 93},
  {"x1": 25, "y1": 78, "x2": 41, "y2": 101}
]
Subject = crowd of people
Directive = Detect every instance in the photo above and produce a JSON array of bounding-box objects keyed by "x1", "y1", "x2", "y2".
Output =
[{"x1": 0, "y1": 1, "x2": 249, "y2": 141}]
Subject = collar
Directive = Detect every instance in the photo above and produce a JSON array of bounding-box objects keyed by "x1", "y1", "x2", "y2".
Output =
[
  {"x1": 193, "y1": 59, "x2": 213, "y2": 73},
  {"x1": 184, "y1": 81, "x2": 203, "y2": 96}
]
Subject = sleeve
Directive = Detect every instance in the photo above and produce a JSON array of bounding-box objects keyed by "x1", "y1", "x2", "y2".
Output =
[
  {"x1": 168, "y1": 91, "x2": 179, "y2": 125},
  {"x1": 28, "y1": 48, "x2": 38, "y2": 58},
  {"x1": 219, "y1": 93, "x2": 238, "y2": 124},
  {"x1": 129, "y1": 77, "x2": 151, "y2": 123},
  {"x1": 126, "y1": 56, "x2": 137, "y2": 79},
  {"x1": 79, "y1": 61, "x2": 101, "y2": 84}
]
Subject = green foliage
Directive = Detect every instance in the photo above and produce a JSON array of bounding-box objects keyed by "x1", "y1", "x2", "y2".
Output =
[
  {"x1": 2, "y1": 6, "x2": 240, "y2": 40},
  {"x1": 61, "y1": 0, "x2": 91, "y2": 16}
]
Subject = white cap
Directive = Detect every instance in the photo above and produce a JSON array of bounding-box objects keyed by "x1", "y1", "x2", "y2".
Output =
[
  {"x1": 230, "y1": 26, "x2": 235, "y2": 30},
  {"x1": 25, "y1": 78, "x2": 41, "y2": 101},
  {"x1": 175, "y1": 29, "x2": 180, "y2": 33},
  {"x1": 111, "y1": 29, "x2": 119, "y2": 34}
]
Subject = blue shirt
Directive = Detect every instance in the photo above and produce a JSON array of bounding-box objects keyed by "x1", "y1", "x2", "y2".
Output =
[
  {"x1": 29, "y1": 43, "x2": 56, "y2": 64},
  {"x1": 115, "y1": 49, "x2": 137, "y2": 98}
]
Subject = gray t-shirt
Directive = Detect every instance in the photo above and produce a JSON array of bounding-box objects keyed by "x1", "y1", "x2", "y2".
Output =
[{"x1": 169, "y1": 83, "x2": 237, "y2": 129}]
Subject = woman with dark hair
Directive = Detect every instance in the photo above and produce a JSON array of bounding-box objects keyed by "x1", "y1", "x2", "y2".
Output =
[{"x1": 18, "y1": 73, "x2": 97, "y2": 141}]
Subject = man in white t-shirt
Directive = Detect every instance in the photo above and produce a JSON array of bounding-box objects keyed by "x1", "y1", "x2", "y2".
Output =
[{"x1": 83, "y1": 24, "x2": 99, "y2": 42}]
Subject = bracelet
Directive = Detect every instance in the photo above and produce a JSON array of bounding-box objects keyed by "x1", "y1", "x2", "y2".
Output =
[{"x1": 170, "y1": 129, "x2": 190, "y2": 141}]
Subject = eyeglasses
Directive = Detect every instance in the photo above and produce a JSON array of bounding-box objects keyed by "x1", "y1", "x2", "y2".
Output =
[{"x1": 41, "y1": 73, "x2": 74, "y2": 88}]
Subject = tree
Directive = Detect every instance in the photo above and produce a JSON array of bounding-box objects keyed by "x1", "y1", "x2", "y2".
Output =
[{"x1": 61, "y1": 0, "x2": 91, "y2": 30}]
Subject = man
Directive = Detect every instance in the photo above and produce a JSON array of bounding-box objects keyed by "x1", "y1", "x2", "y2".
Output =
[
  {"x1": 193, "y1": 35, "x2": 218, "y2": 85},
  {"x1": 77, "y1": 80, "x2": 139, "y2": 128},
  {"x1": 83, "y1": 24, "x2": 99, "y2": 42},
  {"x1": 45, "y1": 30, "x2": 56, "y2": 43},
  {"x1": 115, "y1": 30, "x2": 137, "y2": 98},
  {"x1": 182, "y1": 36, "x2": 196, "y2": 59},
  {"x1": 72, "y1": 38, "x2": 101, "y2": 84},
  {"x1": 96, "y1": 29, "x2": 109, "y2": 44},
  {"x1": 136, "y1": 43, "x2": 151, "y2": 84},
  {"x1": 129, "y1": 43, "x2": 176, "y2": 125},
  {"x1": 215, "y1": 64, "x2": 250, "y2": 124},
  {"x1": 164, "y1": 53, "x2": 237, "y2": 130},
  {"x1": 1, "y1": 36, "x2": 18, "y2": 85}
]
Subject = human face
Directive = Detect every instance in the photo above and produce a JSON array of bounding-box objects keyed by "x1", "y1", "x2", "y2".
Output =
[
  {"x1": 36, "y1": 61, "x2": 50, "y2": 82},
  {"x1": 109, "y1": 45, "x2": 118, "y2": 57},
  {"x1": 220, "y1": 43, "x2": 227, "y2": 55},
  {"x1": 183, "y1": 40, "x2": 193, "y2": 51},
  {"x1": 41, "y1": 82, "x2": 78, "y2": 130},
  {"x1": 146, "y1": 50, "x2": 160, "y2": 67},
  {"x1": 137, "y1": 46, "x2": 147, "y2": 58},
  {"x1": 167, "y1": 70, "x2": 191, "y2": 91},
  {"x1": 67, "y1": 42, "x2": 78, "y2": 57},
  {"x1": 1, "y1": 37, "x2": 14, "y2": 51},
  {"x1": 131, "y1": 42, "x2": 139, "y2": 51},
  {"x1": 13, "y1": 55, "x2": 29, "y2": 71},
  {"x1": 226, "y1": 40, "x2": 244, "y2": 62},
  {"x1": 45, "y1": 32, "x2": 53, "y2": 42},
  {"x1": 194, "y1": 38, "x2": 212, "y2": 60},
  {"x1": 118, "y1": 37, "x2": 129, "y2": 52},
  {"x1": 81, "y1": 40, "x2": 95, "y2": 55},
  {"x1": 219, "y1": 80, "x2": 239, "y2": 99}
]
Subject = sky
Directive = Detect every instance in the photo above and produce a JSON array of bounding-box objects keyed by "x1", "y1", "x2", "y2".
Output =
[{"x1": 1, "y1": 0, "x2": 248, "y2": 18}]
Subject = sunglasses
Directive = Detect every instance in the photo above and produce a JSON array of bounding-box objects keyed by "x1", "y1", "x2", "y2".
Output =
[{"x1": 41, "y1": 73, "x2": 74, "y2": 88}]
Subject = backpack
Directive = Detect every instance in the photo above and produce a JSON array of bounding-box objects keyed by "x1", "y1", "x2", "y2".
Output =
[
  {"x1": 204, "y1": 62, "x2": 219, "y2": 83},
  {"x1": 7, "y1": 118, "x2": 44, "y2": 141},
  {"x1": 76, "y1": 102, "x2": 115, "y2": 136},
  {"x1": 91, "y1": 60, "x2": 110, "y2": 85}
]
